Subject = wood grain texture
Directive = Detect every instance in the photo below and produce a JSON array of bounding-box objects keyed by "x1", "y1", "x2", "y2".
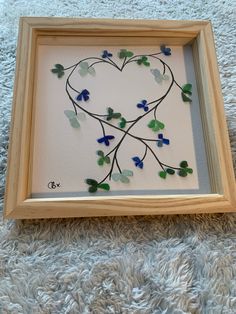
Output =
[
  {"x1": 6, "y1": 195, "x2": 235, "y2": 219},
  {"x1": 195, "y1": 24, "x2": 236, "y2": 203},
  {"x1": 37, "y1": 35, "x2": 194, "y2": 46},
  {"x1": 4, "y1": 17, "x2": 236, "y2": 219},
  {"x1": 22, "y1": 17, "x2": 209, "y2": 33},
  {"x1": 4, "y1": 19, "x2": 32, "y2": 217}
]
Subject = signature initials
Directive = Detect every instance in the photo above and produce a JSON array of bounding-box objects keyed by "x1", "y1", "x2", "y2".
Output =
[{"x1": 48, "y1": 181, "x2": 61, "y2": 189}]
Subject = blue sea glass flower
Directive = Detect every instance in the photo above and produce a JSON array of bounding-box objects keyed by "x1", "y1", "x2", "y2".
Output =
[
  {"x1": 76, "y1": 89, "x2": 90, "y2": 101},
  {"x1": 132, "y1": 156, "x2": 144, "y2": 169},
  {"x1": 137, "y1": 100, "x2": 149, "y2": 112},
  {"x1": 102, "y1": 50, "x2": 113, "y2": 58},
  {"x1": 156, "y1": 133, "x2": 170, "y2": 147},
  {"x1": 160, "y1": 45, "x2": 171, "y2": 56},
  {"x1": 97, "y1": 135, "x2": 115, "y2": 146}
]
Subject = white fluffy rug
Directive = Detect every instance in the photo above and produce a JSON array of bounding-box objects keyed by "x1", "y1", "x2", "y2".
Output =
[{"x1": 0, "y1": 0, "x2": 236, "y2": 313}]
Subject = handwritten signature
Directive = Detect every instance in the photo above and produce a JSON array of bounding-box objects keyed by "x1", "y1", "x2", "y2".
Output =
[{"x1": 47, "y1": 181, "x2": 61, "y2": 189}]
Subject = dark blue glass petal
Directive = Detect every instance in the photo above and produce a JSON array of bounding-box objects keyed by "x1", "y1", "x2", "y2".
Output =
[
  {"x1": 138, "y1": 161, "x2": 144, "y2": 169},
  {"x1": 137, "y1": 103, "x2": 144, "y2": 108},
  {"x1": 163, "y1": 138, "x2": 170, "y2": 145},
  {"x1": 132, "y1": 156, "x2": 141, "y2": 163},
  {"x1": 76, "y1": 94, "x2": 83, "y2": 101},
  {"x1": 97, "y1": 138, "x2": 104, "y2": 143},
  {"x1": 106, "y1": 135, "x2": 115, "y2": 140},
  {"x1": 104, "y1": 139, "x2": 110, "y2": 146}
]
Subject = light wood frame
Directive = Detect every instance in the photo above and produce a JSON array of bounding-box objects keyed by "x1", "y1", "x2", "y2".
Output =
[{"x1": 4, "y1": 17, "x2": 236, "y2": 219}]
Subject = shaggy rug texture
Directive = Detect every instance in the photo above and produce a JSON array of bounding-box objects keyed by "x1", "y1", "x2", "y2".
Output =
[{"x1": 0, "y1": 0, "x2": 236, "y2": 313}]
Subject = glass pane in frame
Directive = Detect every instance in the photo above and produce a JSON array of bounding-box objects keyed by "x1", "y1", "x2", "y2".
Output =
[{"x1": 31, "y1": 40, "x2": 211, "y2": 198}]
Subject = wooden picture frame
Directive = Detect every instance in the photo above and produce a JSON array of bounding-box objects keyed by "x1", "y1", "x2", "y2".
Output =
[{"x1": 4, "y1": 17, "x2": 236, "y2": 219}]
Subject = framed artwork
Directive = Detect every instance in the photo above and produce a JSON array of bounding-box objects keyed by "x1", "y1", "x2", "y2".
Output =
[{"x1": 4, "y1": 17, "x2": 236, "y2": 218}]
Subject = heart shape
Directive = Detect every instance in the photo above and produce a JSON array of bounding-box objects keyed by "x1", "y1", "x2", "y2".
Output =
[{"x1": 68, "y1": 53, "x2": 170, "y2": 123}]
